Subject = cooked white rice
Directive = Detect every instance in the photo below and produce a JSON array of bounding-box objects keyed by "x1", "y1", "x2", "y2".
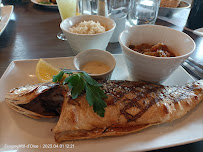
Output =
[{"x1": 69, "y1": 20, "x2": 106, "y2": 34}]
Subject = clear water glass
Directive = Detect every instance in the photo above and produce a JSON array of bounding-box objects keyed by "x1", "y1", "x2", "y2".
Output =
[
  {"x1": 127, "y1": 0, "x2": 160, "y2": 26},
  {"x1": 78, "y1": 0, "x2": 98, "y2": 15},
  {"x1": 109, "y1": 0, "x2": 131, "y2": 16},
  {"x1": 108, "y1": 0, "x2": 131, "y2": 42}
]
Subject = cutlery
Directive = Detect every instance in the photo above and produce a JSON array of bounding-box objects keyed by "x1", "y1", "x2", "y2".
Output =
[
  {"x1": 184, "y1": 27, "x2": 203, "y2": 37},
  {"x1": 60, "y1": 68, "x2": 86, "y2": 73},
  {"x1": 186, "y1": 57, "x2": 203, "y2": 70},
  {"x1": 181, "y1": 61, "x2": 203, "y2": 80}
]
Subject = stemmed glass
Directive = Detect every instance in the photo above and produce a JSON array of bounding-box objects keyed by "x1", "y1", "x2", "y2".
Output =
[{"x1": 56, "y1": 0, "x2": 77, "y2": 40}]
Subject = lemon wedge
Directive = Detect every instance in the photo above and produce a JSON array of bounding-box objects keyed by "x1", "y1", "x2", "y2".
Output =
[{"x1": 36, "y1": 59, "x2": 62, "y2": 83}]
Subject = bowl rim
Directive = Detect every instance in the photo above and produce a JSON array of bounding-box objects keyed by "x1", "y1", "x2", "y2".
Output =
[
  {"x1": 118, "y1": 24, "x2": 196, "y2": 60},
  {"x1": 160, "y1": 0, "x2": 191, "y2": 9},
  {"x1": 60, "y1": 15, "x2": 116, "y2": 36},
  {"x1": 73, "y1": 49, "x2": 116, "y2": 76}
]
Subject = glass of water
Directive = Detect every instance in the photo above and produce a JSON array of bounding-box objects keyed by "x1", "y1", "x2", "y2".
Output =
[
  {"x1": 127, "y1": 0, "x2": 160, "y2": 26},
  {"x1": 77, "y1": 0, "x2": 98, "y2": 15},
  {"x1": 108, "y1": 0, "x2": 131, "y2": 42}
]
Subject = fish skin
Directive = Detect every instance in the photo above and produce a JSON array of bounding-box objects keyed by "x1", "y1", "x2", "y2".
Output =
[
  {"x1": 5, "y1": 82, "x2": 66, "y2": 119},
  {"x1": 6, "y1": 83, "x2": 59, "y2": 104},
  {"x1": 5, "y1": 80, "x2": 203, "y2": 142},
  {"x1": 53, "y1": 80, "x2": 203, "y2": 142}
]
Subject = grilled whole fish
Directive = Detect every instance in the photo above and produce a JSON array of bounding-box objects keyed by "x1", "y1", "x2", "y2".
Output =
[
  {"x1": 5, "y1": 80, "x2": 203, "y2": 142},
  {"x1": 53, "y1": 80, "x2": 203, "y2": 142},
  {"x1": 5, "y1": 83, "x2": 67, "y2": 119}
]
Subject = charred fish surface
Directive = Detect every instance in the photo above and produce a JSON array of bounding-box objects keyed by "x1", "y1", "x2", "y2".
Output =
[
  {"x1": 5, "y1": 80, "x2": 203, "y2": 142},
  {"x1": 53, "y1": 80, "x2": 203, "y2": 142},
  {"x1": 5, "y1": 83, "x2": 66, "y2": 119}
]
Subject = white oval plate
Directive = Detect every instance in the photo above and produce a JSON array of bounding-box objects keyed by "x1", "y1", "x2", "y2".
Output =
[
  {"x1": 30, "y1": 0, "x2": 57, "y2": 8},
  {"x1": 0, "y1": 55, "x2": 202, "y2": 152},
  {"x1": 0, "y1": 5, "x2": 14, "y2": 36}
]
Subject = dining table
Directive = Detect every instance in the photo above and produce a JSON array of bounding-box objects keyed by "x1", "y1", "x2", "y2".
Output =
[{"x1": 0, "y1": 0, "x2": 202, "y2": 152}]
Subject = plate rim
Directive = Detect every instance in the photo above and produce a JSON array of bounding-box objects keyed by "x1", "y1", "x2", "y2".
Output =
[
  {"x1": 0, "y1": 56, "x2": 75, "y2": 80},
  {"x1": 0, "y1": 54, "x2": 195, "y2": 83},
  {"x1": 1, "y1": 55, "x2": 202, "y2": 152},
  {"x1": 30, "y1": 0, "x2": 57, "y2": 7},
  {"x1": 0, "y1": 5, "x2": 14, "y2": 36},
  {"x1": 160, "y1": 0, "x2": 191, "y2": 9}
]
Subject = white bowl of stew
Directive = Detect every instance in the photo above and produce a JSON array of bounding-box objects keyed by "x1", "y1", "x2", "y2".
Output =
[{"x1": 119, "y1": 25, "x2": 195, "y2": 83}]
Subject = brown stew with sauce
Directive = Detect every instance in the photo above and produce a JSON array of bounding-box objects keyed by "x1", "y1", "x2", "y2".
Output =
[{"x1": 129, "y1": 43, "x2": 175, "y2": 57}]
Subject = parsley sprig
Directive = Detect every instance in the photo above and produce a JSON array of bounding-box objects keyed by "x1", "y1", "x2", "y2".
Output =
[
  {"x1": 39, "y1": 2, "x2": 51, "y2": 4},
  {"x1": 53, "y1": 70, "x2": 107, "y2": 117}
]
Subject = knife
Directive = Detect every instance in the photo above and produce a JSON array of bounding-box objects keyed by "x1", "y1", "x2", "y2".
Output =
[{"x1": 181, "y1": 61, "x2": 203, "y2": 80}]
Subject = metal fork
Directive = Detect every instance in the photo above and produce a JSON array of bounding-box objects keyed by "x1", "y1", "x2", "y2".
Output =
[
  {"x1": 187, "y1": 57, "x2": 203, "y2": 69},
  {"x1": 181, "y1": 57, "x2": 203, "y2": 80},
  {"x1": 60, "y1": 68, "x2": 86, "y2": 73}
]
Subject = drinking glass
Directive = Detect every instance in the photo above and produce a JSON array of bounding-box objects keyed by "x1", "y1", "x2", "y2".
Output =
[
  {"x1": 56, "y1": 0, "x2": 77, "y2": 40},
  {"x1": 77, "y1": 0, "x2": 98, "y2": 15},
  {"x1": 127, "y1": 0, "x2": 160, "y2": 26},
  {"x1": 108, "y1": 0, "x2": 131, "y2": 42},
  {"x1": 90, "y1": 0, "x2": 98, "y2": 15}
]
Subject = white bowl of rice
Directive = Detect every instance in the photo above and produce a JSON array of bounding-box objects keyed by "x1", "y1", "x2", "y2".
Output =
[{"x1": 60, "y1": 15, "x2": 116, "y2": 54}]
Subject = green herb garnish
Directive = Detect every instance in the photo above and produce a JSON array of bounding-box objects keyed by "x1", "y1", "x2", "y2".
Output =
[
  {"x1": 39, "y1": 2, "x2": 51, "y2": 4},
  {"x1": 53, "y1": 70, "x2": 107, "y2": 117}
]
